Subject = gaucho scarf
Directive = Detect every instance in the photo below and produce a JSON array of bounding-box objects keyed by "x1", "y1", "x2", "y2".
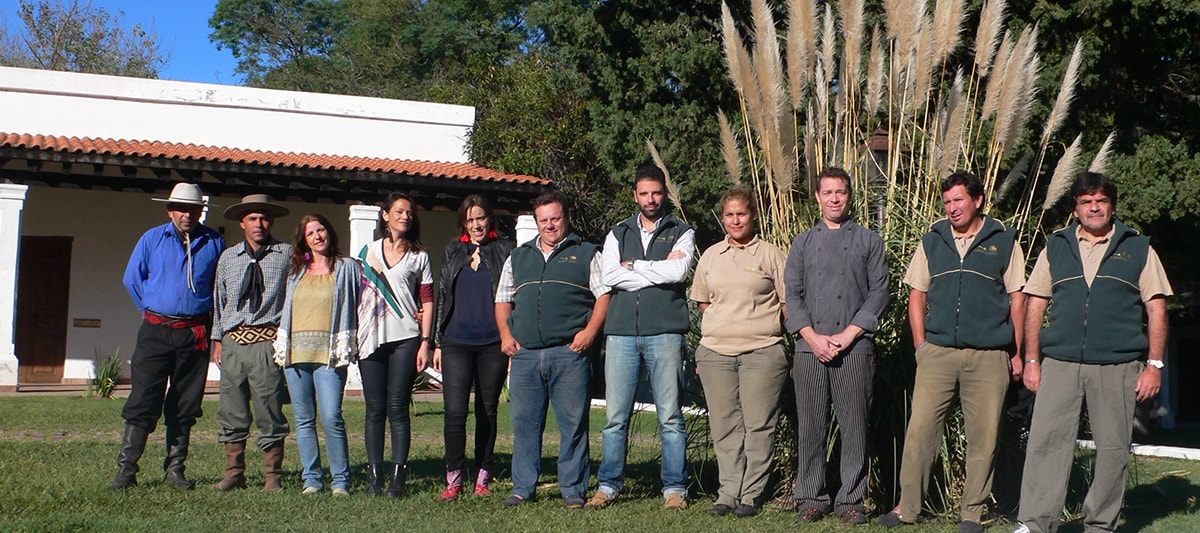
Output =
[{"x1": 237, "y1": 241, "x2": 271, "y2": 313}]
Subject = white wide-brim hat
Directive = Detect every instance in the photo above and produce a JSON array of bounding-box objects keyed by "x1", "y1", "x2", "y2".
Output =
[{"x1": 152, "y1": 183, "x2": 215, "y2": 207}]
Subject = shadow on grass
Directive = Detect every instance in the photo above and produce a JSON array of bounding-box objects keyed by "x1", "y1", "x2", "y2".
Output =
[{"x1": 1119, "y1": 472, "x2": 1200, "y2": 531}]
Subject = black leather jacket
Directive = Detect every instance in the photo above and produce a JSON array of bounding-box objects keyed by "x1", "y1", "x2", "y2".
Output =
[{"x1": 433, "y1": 237, "x2": 515, "y2": 346}]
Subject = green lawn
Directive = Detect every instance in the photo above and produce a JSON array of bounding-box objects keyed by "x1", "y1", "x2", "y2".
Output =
[{"x1": 0, "y1": 396, "x2": 1196, "y2": 532}]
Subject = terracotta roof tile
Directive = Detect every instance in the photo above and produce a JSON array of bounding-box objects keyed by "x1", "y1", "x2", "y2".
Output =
[{"x1": 0, "y1": 132, "x2": 548, "y2": 186}]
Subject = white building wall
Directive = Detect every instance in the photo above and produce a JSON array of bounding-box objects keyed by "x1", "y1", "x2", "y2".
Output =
[{"x1": 0, "y1": 66, "x2": 474, "y2": 162}]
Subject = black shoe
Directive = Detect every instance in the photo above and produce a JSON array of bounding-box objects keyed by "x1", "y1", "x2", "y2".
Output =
[
  {"x1": 109, "y1": 424, "x2": 149, "y2": 490},
  {"x1": 839, "y1": 509, "x2": 868, "y2": 525},
  {"x1": 564, "y1": 495, "x2": 586, "y2": 509},
  {"x1": 795, "y1": 507, "x2": 826, "y2": 523},
  {"x1": 709, "y1": 504, "x2": 733, "y2": 516},
  {"x1": 162, "y1": 426, "x2": 194, "y2": 489},
  {"x1": 734, "y1": 504, "x2": 760, "y2": 517},
  {"x1": 877, "y1": 511, "x2": 906, "y2": 528},
  {"x1": 387, "y1": 464, "x2": 407, "y2": 498},
  {"x1": 959, "y1": 520, "x2": 984, "y2": 533},
  {"x1": 501, "y1": 494, "x2": 530, "y2": 507},
  {"x1": 366, "y1": 463, "x2": 384, "y2": 498}
]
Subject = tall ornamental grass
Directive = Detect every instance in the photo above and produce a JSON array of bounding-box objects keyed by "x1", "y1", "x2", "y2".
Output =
[{"x1": 716, "y1": 0, "x2": 1111, "y2": 515}]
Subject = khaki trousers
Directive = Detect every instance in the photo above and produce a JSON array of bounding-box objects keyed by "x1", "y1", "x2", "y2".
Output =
[
  {"x1": 696, "y1": 343, "x2": 789, "y2": 507},
  {"x1": 216, "y1": 335, "x2": 289, "y2": 450},
  {"x1": 1018, "y1": 358, "x2": 1141, "y2": 533},
  {"x1": 898, "y1": 343, "x2": 1009, "y2": 522}
]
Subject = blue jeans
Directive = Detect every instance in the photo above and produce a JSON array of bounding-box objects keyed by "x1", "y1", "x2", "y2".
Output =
[
  {"x1": 508, "y1": 344, "x2": 592, "y2": 499},
  {"x1": 598, "y1": 334, "x2": 688, "y2": 498},
  {"x1": 285, "y1": 364, "x2": 349, "y2": 491}
]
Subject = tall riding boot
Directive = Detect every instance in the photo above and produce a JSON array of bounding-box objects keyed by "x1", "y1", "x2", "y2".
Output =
[
  {"x1": 163, "y1": 426, "x2": 195, "y2": 489},
  {"x1": 366, "y1": 463, "x2": 385, "y2": 497},
  {"x1": 211, "y1": 441, "x2": 247, "y2": 491},
  {"x1": 263, "y1": 443, "x2": 284, "y2": 493},
  {"x1": 109, "y1": 424, "x2": 149, "y2": 490},
  {"x1": 387, "y1": 464, "x2": 407, "y2": 498}
]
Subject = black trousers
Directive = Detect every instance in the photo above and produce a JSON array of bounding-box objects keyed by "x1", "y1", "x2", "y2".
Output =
[
  {"x1": 360, "y1": 338, "x2": 420, "y2": 465},
  {"x1": 440, "y1": 340, "x2": 508, "y2": 473},
  {"x1": 121, "y1": 320, "x2": 211, "y2": 432}
]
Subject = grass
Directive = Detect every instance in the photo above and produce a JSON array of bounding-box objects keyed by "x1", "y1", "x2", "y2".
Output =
[{"x1": 0, "y1": 396, "x2": 1197, "y2": 532}]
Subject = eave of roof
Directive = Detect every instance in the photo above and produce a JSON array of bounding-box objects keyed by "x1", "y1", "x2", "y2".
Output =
[{"x1": 0, "y1": 132, "x2": 548, "y2": 187}]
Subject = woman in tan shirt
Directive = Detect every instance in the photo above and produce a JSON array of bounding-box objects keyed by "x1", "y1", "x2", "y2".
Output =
[
  {"x1": 273, "y1": 214, "x2": 362, "y2": 495},
  {"x1": 690, "y1": 187, "x2": 789, "y2": 518}
]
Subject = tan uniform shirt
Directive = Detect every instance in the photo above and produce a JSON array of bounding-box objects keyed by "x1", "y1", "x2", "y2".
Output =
[
  {"x1": 690, "y1": 236, "x2": 788, "y2": 355},
  {"x1": 903, "y1": 228, "x2": 1026, "y2": 293},
  {"x1": 1024, "y1": 225, "x2": 1173, "y2": 301}
]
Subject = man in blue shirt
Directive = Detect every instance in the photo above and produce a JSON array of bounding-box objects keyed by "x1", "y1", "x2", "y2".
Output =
[{"x1": 111, "y1": 183, "x2": 225, "y2": 490}]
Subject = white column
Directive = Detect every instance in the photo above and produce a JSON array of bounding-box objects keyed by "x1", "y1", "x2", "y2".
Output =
[
  {"x1": 345, "y1": 205, "x2": 380, "y2": 393},
  {"x1": 516, "y1": 214, "x2": 537, "y2": 246},
  {"x1": 0, "y1": 184, "x2": 29, "y2": 390},
  {"x1": 349, "y1": 205, "x2": 380, "y2": 259}
]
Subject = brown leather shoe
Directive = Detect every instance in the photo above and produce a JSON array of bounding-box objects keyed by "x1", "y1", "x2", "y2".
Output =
[
  {"x1": 664, "y1": 493, "x2": 688, "y2": 511},
  {"x1": 584, "y1": 491, "x2": 614, "y2": 509}
]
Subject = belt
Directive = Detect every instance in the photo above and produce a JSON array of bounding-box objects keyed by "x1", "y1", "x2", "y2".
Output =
[
  {"x1": 144, "y1": 310, "x2": 210, "y2": 352},
  {"x1": 228, "y1": 324, "x2": 279, "y2": 345}
]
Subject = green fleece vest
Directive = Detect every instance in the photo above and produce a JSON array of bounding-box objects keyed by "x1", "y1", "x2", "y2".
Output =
[
  {"x1": 509, "y1": 233, "x2": 599, "y2": 350},
  {"x1": 604, "y1": 213, "x2": 691, "y2": 336},
  {"x1": 923, "y1": 216, "x2": 1016, "y2": 349},
  {"x1": 1040, "y1": 220, "x2": 1149, "y2": 364}
]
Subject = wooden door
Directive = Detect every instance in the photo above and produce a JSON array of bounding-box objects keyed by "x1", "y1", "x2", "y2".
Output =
[{"x1": 16, "y1": 236, "x2": 72, "y2": 384}]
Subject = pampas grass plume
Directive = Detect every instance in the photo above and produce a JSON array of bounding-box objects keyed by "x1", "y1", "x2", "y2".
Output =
[
  {"x1": 1043, "y1": 133, "x2": 1083, "y2": 210},
  {"x1": 1088, "y1": 130, "x2": 1117, "y2": 173},
  {"x1": 1041, "y1": 39, "x2": 1083, "y2": 146},
  {"x1": 974, "y1": 0, "x2": 1007, "y2": 77}
]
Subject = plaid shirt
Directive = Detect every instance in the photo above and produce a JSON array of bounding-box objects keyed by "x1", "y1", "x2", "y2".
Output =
[
  {"x1": 495, "y1": 238, "x2": 608, "y2": 303},
  {"x1": 211, "y1": 239, "x2": 293, "y2": 340}
]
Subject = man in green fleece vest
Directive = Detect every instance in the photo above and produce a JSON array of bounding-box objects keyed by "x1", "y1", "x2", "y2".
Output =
[
  {"x1": 587, "y1": 165, "x2": 695, "y2": 511},
  {"x1": 495, "y1": 191, "x2": 612, "y2": 508},
  {"x1": 1015, "y1": 173, "x2": 1172, "y2": 533},
  {"x1": 880, "y1": 171, "x2": 1027, "y2": 533}
]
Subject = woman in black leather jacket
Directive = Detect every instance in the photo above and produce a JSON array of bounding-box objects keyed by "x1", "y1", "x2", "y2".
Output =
[{"x1": 432, "y1": 195, "x2": 516, "y2": 501}]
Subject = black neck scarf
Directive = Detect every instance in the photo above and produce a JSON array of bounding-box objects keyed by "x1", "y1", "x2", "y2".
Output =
[{"x1": 237, "y1": 241, "x2": 271, "y2": 313}]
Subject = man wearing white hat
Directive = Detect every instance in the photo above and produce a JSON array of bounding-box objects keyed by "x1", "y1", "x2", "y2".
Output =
[
  {"x1": 112, "y1": 183, "x2": 226, "y2": 490},
  {"x1": 210, "y1": 194, "x2": 291, "y2": 492}
]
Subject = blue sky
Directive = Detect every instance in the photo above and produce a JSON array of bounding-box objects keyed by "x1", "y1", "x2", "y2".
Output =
[{"x1": 4, "y1": 0, "x2": 242, "y2": 85}]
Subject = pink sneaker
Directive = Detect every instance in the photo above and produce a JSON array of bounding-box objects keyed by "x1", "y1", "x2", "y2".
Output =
[
  {"x1": 474, "y1": 468, "x2": 492, "y2": 496},
  {"x1": 438, "y1": 469, "x2": 464, "y2": 502}
]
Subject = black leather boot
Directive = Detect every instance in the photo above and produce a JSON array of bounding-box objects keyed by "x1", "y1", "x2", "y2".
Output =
[
  {"x1": 366, "y1": 463, "x2": 385, "y2": 497},
  {"x1": 109, "y1": 424, "x2": 149, "y2": 490},
  {"x1": 386, "y1": 464, "x2": 407, "y2": 498},
  {"x1": 163, "y1": 426, "x2": 195, "y2": 489}
]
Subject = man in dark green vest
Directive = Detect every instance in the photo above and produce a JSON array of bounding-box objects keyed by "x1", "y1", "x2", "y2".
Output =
[
  {"x1": 494, "y1": 191, "x2": 611, "y2": 508},
  {"x1": 1016, "y1": 172, "x2": 1172, "y2": 533},
  {"x1": 587, "y1": 165, "x2": 695, "y2": 511},
  {"x1": 881, "y1": 171, "x2": 1027, "y2": 533}
]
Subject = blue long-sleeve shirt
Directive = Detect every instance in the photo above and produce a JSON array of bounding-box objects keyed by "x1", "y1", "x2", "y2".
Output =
[{"x1": 123, "y1": 222, "x2": 225, "y2": 317}]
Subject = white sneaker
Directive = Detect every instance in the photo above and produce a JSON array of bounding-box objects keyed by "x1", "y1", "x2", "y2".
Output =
[
  {"x1": 332, "y1": 487, "x2": 350, "y2": 496},
  {"x1": 301, "y1": 486, "x2": 320, "y2": 495}
]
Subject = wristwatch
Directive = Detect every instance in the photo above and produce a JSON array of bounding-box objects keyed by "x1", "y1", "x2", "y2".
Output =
[{"x1": 1147, "y1": 359, "x2": 1165, "y2": 370}]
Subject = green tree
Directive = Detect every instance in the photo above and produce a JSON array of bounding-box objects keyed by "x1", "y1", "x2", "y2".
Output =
[
  {"x1": 529, "y1": 1, "x2": 740, "y2": 239},
  {"x1": 208, "y1": 0, "x2": 349, "y2": 87},
  {"x1": 0, "y1": 0, "x2": 166, "y2": 78}
]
